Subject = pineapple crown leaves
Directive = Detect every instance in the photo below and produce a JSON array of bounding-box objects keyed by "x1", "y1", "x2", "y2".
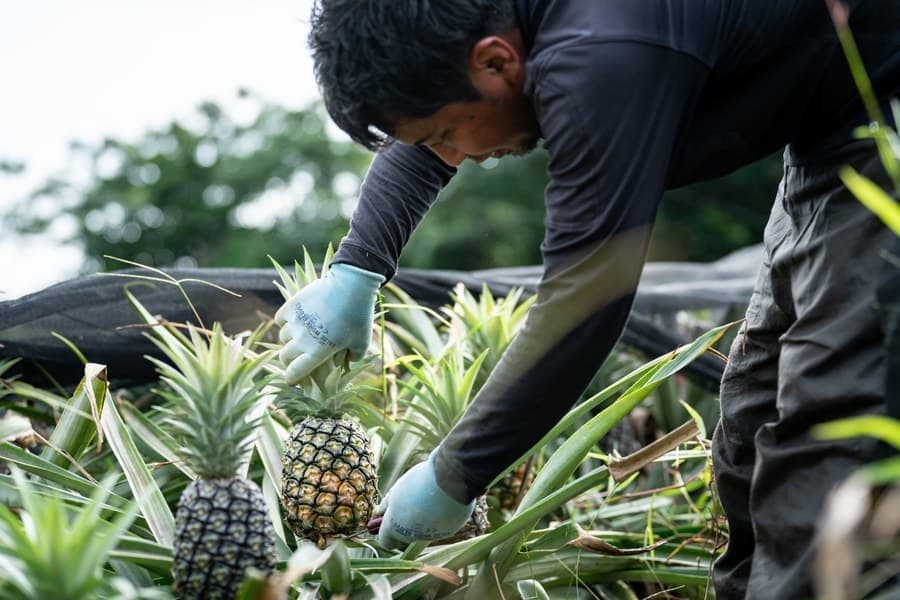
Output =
[
  {"x1": 145, "y1": 322, "x2": 275, "y2": 479},
  {"x1": 379, "y1": 283, "x2": 451, "y2": 360},
  {"x1": 270, "y1": 353, "x2": 379, "y2": 421},
  {"x1": 270, "y1": 244, "x2": 336, "y2": 302},
  {"x1": 394, "y1": 346, "x2": 488, "y2": 450},
  {"x1": 0, "y1": 468, "x2": 143, "y2": 599},
  {"x1": 444, "y1": 284, "x2": 536, "y2": 365}
]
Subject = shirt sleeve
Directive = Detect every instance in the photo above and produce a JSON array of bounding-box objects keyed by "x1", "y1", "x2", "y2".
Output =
[
  {"x1": 434, "y1": 41, "x2": 709, "y2": 503},
  {"x1": 333, "y1": 143, "x2": 457, "y2": 280}
]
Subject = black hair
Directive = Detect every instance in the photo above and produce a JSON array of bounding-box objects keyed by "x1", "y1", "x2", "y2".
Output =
[{"x1": 309, "y1": 0, "x2": 518, "y2": 150}]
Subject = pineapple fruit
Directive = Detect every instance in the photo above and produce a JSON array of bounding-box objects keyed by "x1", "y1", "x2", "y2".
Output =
[
  {"x1": 147, "y1": 321, "x2": 278, "y2": 598},
  {"x1": 272, "y1": 249, "x2": 379, "y2": 547},
  {"x1": 492, "y1": 457, "x2": 537, "y2": 512},
  {"x1": 275, "y1": 357, "x2": 379, "y2": 547}
]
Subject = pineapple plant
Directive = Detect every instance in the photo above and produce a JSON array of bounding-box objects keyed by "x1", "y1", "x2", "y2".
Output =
[
  {"x1": 375, "y1": 283, "x2": 538, "y2": 538},
  {"x1": 393, "y1": 345, "x2": 492, "y2": 542},
  {"x1": 147, "y1": 321, "x2": 278, "y2": 598},
  {"x1": 272, "y1": 249, "x2": 380, "y2": 547},
  {"x1": 445, "y1": 284, "x2": 537, "y2": 512},
  {"x1": 445, "y1": 283, "x2": 535, "y2": 389},
  {"x1": 0, "y1": 468, "x2": 152, "y2": 600}
]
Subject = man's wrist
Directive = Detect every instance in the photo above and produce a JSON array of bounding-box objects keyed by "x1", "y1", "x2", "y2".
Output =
[
  {"x1": 332, "y1": 243, "x2": 395, "y2": 282},
  {"x1": 329, "y1": 261, "x2": 386, "y2": 288}
]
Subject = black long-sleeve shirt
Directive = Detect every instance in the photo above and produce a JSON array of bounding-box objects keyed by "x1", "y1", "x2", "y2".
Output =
[{"x1": 333, "y1": 0, "x2": 900, "y2": 503}]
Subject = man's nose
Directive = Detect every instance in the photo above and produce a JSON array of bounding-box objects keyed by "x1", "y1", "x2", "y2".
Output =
[{"x1": 429, "y1": 144, "x2": 467, "y2": 167}]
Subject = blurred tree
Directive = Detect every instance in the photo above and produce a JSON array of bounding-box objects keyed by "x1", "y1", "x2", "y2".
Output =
[
  {"x1": 4, "y1": 91, "x2": 779, "y2": 276},
  {"x1": 401, "y1": 152, "x2": 549, "y2": 270},
  {"x1": 407, "y1": 149, "x2": 781, "y2": 268},
  {"x1": 0, "y1": 160, "x2": 25, "y2": 175},
  {"x1": 4, "y1": 91, "x2": 372, "y2": 273},
  {"x1": 650, "y1": 154, "x2": 783, "y2": 261}
]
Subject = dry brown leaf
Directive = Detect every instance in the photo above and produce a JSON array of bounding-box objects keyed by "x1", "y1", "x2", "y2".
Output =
[
  {"x1": 569, "y1": 526, "x2": 667, "y2": 556},
  {"x1": 417, "y1": 564, "x2": 462, "y2": 586},
  {"x1": 609, "y1": 420, "x2": 699, "y2": 482}
]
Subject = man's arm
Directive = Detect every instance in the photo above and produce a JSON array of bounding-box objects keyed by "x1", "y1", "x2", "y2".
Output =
[
  {"x1": 433, "y1": 41, "x2": 710, "y2": 502},
  {"x1": 277, "y1": 142, "x2": 455, "y2": 383},
  {"x1": 333, "y1": 143, "x2": 457, "y2": 280}
]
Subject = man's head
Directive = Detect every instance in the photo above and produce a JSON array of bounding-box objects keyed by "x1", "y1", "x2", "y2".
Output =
[{"x1": 309, "y1": 0, "x2": 540, "y2": 165}]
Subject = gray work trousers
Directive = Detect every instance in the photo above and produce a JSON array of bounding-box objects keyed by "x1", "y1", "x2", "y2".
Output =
[{"x1": 711, "y1": 143, "x2": 894, "y2": 600}]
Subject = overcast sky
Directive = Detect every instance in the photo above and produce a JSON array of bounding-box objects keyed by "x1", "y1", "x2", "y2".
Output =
[{"x1": 0, "y1": 0, "x2": 320, "y2": 299}]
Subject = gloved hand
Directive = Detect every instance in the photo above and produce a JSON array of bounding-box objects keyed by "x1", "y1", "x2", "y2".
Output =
[
  {"x1": 275, "y1": 262, "x2": 384, "y2": 385},
  {"x1": 375, "y1": 450, "x2": 475, "y2": 549}
]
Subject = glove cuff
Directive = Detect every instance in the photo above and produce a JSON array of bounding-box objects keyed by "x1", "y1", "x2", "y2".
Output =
[{"x1": 330, "y1": 262, "x2": 386, "y2": 290}]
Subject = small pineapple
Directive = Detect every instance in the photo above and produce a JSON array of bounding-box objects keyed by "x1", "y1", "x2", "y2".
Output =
[
  {"x1": 491, "y1": 458, "x2": 537, "y2": 512},
  {"x1": 272, "y1": 249, "x2": 379, "y2": 547},
  {"x1": 147, "y1": 321, "x2": 278, "y2": 599},
  {"x1": 439, "y1": 495, "x2": 490, "y2": 544}
]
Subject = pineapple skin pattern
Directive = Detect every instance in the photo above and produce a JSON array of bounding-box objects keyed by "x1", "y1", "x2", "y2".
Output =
[
  {"x1": 281, "y1": 416, "x2": 378, "y2": 546},
  {"x1": 173, "y1": 478, "x2": 278, "y2": 599}
]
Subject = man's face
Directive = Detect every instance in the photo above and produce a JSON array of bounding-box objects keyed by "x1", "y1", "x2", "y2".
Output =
[
  {"x1": 390, "y1": 31, "x2": 541, "y2": 167},
  {"x1": 392, "y1": 91, "x2": 541, "y2": 167}
]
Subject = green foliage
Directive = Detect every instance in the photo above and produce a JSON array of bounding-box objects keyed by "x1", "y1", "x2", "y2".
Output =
[
  {"x1": 41, "y1": 363, "x2": 105, "y2": 469},
  {"x1": 815, "y1": 416, "x2": 900, "y2": 486},
  {"x1": 445, "y1": 283, "x2": 536, "y2": 391},
  {"x1": 841, "y1": 165, "x2": 900, "y2": 233},
  {"x1": 394, "y1": 347, "x2": 488, "y2": 452}
]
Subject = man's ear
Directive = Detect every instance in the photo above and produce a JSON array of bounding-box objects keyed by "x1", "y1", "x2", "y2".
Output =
[{"x1": 468, "y1": 35, "x2": 522, "y2": 90}]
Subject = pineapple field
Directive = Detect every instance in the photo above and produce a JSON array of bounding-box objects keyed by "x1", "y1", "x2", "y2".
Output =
[
  {"x1": 4, "y1": 11, "x2": 900, "y2": 600},
  {"x1": 0, "y1": 247, "x2": 733, "y2": 599},
  {"x1": 0, "y1": 247, "x2": 895, "y2": 599}
]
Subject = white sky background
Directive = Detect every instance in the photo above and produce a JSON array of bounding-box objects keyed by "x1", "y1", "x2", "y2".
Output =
[{"x1": 0, "y1": 0, "x2": 321, "y2": 299}]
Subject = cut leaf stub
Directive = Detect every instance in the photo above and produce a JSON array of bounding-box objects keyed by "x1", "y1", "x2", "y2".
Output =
[{"x1": 367, "y1": 516, "x2": 383, "y2": 534}]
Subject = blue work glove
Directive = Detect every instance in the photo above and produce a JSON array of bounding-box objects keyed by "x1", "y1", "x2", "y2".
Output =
[
  {"x1": 375, "y1": 450, "x2": 475, "y2": 549},
  {"x1": 274, "y1": 262, "x2": 384, "y2": 385}
]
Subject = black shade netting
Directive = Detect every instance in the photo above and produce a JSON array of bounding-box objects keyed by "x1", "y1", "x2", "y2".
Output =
[{"x1": 0, "y1": 245, "x2": 763, "y2": 391}]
